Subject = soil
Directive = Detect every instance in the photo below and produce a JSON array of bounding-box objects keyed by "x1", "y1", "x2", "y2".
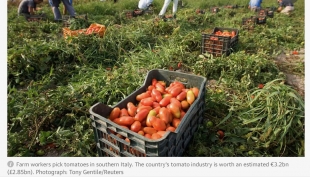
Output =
[{"x1": 274, "y1": 48, "x2": 305, "y2": 98}]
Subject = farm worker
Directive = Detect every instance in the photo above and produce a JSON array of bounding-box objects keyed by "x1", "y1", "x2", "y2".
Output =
[
  {"x1": 158, "y1": 0, "x2": 179, "y2": 19},
  {"x1": 49, "y1": 0, "x2": 75, "y2": 21},
  {"x1": 277, "y1": 0, "x2": 294, "y2": 14},
  {"x1": 63, "y1": 0, "x2": 72, "y2": 15},
  {"x1": 248, "y1": 0, "x2": 262, "y2": 11},
  {"x1": 138, "y1": 0, "x2": 153, "y2": 10},
  {"x1": 17, "y1": 0, "x2": 43, "y2": 18}
]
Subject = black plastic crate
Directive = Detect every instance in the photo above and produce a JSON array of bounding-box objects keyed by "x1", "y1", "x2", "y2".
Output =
[
  {"x1": 256, "y1": 15, "x2": 267, "y2": 24},
  {"x1": 201, "y1": 27, "x2": 239, "y2": 57},
  {"x1": 89, "y1": 69, "x2": 207, "y2": 157},
  {"x1": 265, "y1": 8, "x2": 274, "y2": 18},
  {"x1": 257, "y1": 9, "x2": 267, "y2": 16},
  {"x1": 195, "y1": 9, "x2": 206, "y2": 14},
  {"x1": 242, "y1": 16, "x2": 256, "y2": 30}
]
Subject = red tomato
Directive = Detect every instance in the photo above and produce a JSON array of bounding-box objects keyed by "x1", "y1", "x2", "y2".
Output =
[
  {"x1": 155, "y1": 83, "x2": 166, "y2": 94},
  {"x1": 148, "y1": 85, "x2": 155, "y2": 91},
  {"x1": 181, "y1": 100, "x2": 190, "y2": 110},
  {"x1": 152, "y1": 78, "x2": 158, "y2": 86},
  {"x1": 177, "y1": 62, "x2": 182, "y2": 68},
  {"x1": 130, "y1": 121, "x2": 142, "y2": 133},
  {"x1": 153, "y1": 107, "x2": 161, "y2": 115},
  {"x1": 136, "y1": 92, "x2": 150, "y2": 101},
  {"x1": 151, "y1": 133, "x2": 162, "y2": 140},
  {"x1": 118, "y1": 116, "x2": 135, "y2": 126},
  {"x1": 134, "y1": 108, "x2": 149, "y2": 122},
  {"x1": 143, "y1": 127, "x2": 157, "y2": 134},
  {"x1": 152, "y1": 118, "x2": 166, "y2": 131},
  {"x1": 159, "y1": 95, "x2": 172, "y2": 107},
  {"x1": 158, "y1": 107, "x2": 171, "y2": 124},
  {"x1": 152, "y1": 102, "x2": 160, "y2": 108},
  {"x1": 144, "y1": 133, "x2": 152, "y2": 139},
  {"x1": 120, "y1": 108, "x2": 129, "y2": 117},
  {"x1": 166, "y1": 126, "x2": 176, "y2": 132},
  {"x1": 170, "y1": 98, "x2": 182, "y2": 109},
  {"x1": 140, "y1": 97, "x2": 155, "y2": 106},
  {"x1": 138, "y1": 130, "x2": 145, "y2": 136},
  {"x1": 109, "y1": 107, "x2": 120, "y2": 121},
  {"x1": 151, "y1": 89, "x2": 163, "y2": 102},
  {"x1": 167, "y1": 103, "x2": 181, "y2": 118},
  {"x1": 169, "y1": 86, "x2": 183, "y2": 97},
  {"x1": 172, "y1": 118, "x2": 181, "y2": 128},
  {"x1": 258, "y1": 84, "x2": 264, "y2": 89},
  {"x1": 176, "y1": 91, "x2": 187, "y2": 101},
  {"x1": 127, "y1": 102, "x2": 137, "y2": 117},
  {"x1": 136, "y1": 105, "x2": 152, "y2": 113},
  {"x1": 191, "y1": 87, "x2": 200, "y2": 98}
]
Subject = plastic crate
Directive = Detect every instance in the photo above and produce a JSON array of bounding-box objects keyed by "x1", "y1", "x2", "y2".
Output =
[
  {"x1": 201, "y1": 27, "x2": 239, "y2": 57},
  {"x1": 62, "y1": 27, "x2": 86, "y2": 38},
  {"x1": 257, "y1": 9, "x2": 267, "y2": 16},
  {"x1": 89, "y1": 69, "x2": 207, "y2": 157},
  {"x1": 26, "y1": 14, "x2": 46, "y2": 22},
  {"x1": 241, "y1": 16, "x2": 256, "y2": 30},
  {"x1": 256, "y1": 15, "x2": 266, "y2": 24},
  {"x1": 195, "y1": 9, "x2": 206, "y2": 14},
  {"x1": 210, "y1": 7, "x2": 220, "y2": 13},
  {"x1": 265, "y1": 9, "x2": 274, "y2": 18}
]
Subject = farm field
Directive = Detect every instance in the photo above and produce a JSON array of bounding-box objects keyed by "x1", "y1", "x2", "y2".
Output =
[{"x1": 7, "y1": 0, "x2": 305, "y2": 157}]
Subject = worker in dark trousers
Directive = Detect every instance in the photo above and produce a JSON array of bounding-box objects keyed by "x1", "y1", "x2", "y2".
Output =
[{"x1": 49, "y1": 0, "x2": 75, "y2": 21}]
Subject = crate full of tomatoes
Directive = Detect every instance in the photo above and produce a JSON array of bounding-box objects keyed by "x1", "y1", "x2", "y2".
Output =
[
  {"x1": 242, "y1": 16, "x2": 257, "y2": 30},
  {"x1": 62, "y1": 23, "x2": 106, "y2": 38},
  {"x1": 89, "y1": 69, "x2": 207, "y2": 157},
  {"x1": 201, "y1": 27, "x2": 239, "y2": 57}
]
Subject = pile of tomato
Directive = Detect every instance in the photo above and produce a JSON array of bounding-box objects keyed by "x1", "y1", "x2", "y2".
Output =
[
  {"x1": 214, "y1": 30, "x2": 236, "y2": 38},
  {"x1": 108, "y1": 78, "x2": 200, "y2": 140},
  {"x1": 85, "y1": 25, "x2": 102, "y2": 35}
]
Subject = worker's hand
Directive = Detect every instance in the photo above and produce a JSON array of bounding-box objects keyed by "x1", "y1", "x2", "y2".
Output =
[
  {"x1": 277, "y1": 7, "x2": 282, "y2": 12},
  {"x1": 36, "y1": 7, "x2": 42, "y2": 11}
]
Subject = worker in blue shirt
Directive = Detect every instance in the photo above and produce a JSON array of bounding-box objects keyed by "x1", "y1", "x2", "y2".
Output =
[{"x1": 248, "y1": 0, "x2": 263, "y2": 11}]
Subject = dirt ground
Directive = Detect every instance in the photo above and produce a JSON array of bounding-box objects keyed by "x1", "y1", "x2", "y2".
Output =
[{"x1": 274, "y1": 48, "x2": 305, "y2": 98}]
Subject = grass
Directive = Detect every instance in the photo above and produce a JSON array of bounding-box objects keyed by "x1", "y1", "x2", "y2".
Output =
[{"x1": 7, "y1": 0, "x2": 305, "y2": 157}]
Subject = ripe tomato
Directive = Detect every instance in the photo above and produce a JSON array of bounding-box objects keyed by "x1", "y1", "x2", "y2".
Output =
[
  {"x1": 138, "y1": 130, "x2": 145, "y2": 136},
  {"x1": 140, "y1": 97, "x2": 155, "y2": 106},
  {"x1": 158, "y1": 107, "x2": 171, "y2": 124},
  {"x1": 155, "y1": 83, "x2": 165, "y2": 94},
  {"x1": 144, "y1": 133, "x2": 152, "y2": 139},
  {"x1": 109, "y1": 107, "x2": 120, "y2": 121},
  {"x1": 217, "y1": 130, "x2": 225, "y2": 139},
  {"x1": 127, "y1": 102, "x2": 137, "y2": 117},
  {"x1": 156, "y1": 131, "x2": 167, "y2": 137},
  {"x1": 134, "y1": 108, "x2": 149, "y2": 122},
  {"x1": 136, "y1": 92, "x2": 151, "y2": 101},
  {"x1": 176, "y1": 91, "x2": 187, "y2": 101},
  {"x1": 151, "y1": 133, "x2": 162, "y2": 140},
  {"x1": 191, "y1": 87, "x2": 200, "y2": 98},
  {"x1": 130, "y1": 121, "x2": 142, "y2": 133},
  {"x1": 152, "y1": 118, "x2": 166, "y2": 131},
  {"x1": 148, "y1": 85, "x2": 155, "y2": 91},
  {"x1": 120, "y1": 108, "x2": 129, "y2": 117},
  {"x1": 118, "y1": 116, "x2": 135, "y2": 126},
  {"x1": 159, "y1": 95, "x2": 172, "y2": 107},
  {"x1": 151, "y1": 89, "x2": 162, "y2": 102},
  {"x1": 177, "y1": 62, "x2": 182, "y2": 68},
  {"x1": 181, "y1": 100, "x2": 190, "y2": 110},
  {"x1": 152, "y1": 101, "x2": 160, "y2": 108},
  {"x1": 186, "y1": 90, "x2": 195, "y2": 105},
  {"x1": 169, "y1": 86, "x2": 183, "y2": 97},
  {"x1": 172, "y1": 118, "x2": 181, "y2": 128},
  {"x1": 167, "y1": 103, "x2": 181, "y2": 118},
  {"x1": 152, "y1": 78, "x2": 157, "y2": 86},
  {"x1": 258, "y1": 84, "x2": 264, "y2": 89},
  {"x1": 143, "y1": 127, "x2": 157, "y2": 134},
  {"x1": 166, "y1": 126, "x2": 176, "y2": 132},
  {"x1": 170, "y1": 98, "x2": 182, "y2": 109},
  {"x1": 136, "y1": 105, "x2": 152, "y2": 113}
]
